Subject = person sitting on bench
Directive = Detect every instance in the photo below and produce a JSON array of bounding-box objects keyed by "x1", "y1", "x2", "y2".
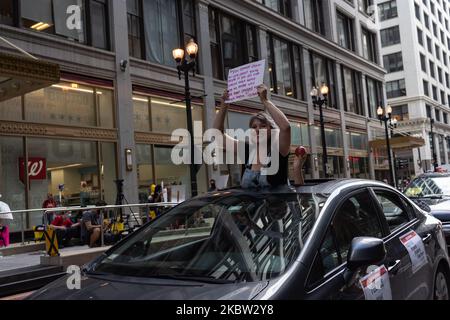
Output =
[{"x1": 81, "y1": 201, "x2": 115, "y2": 247}]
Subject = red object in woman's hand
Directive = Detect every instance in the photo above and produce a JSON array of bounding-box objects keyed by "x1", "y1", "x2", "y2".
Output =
[{"x1": 295, "y1": 146, "x2": 307, "y2": 157}]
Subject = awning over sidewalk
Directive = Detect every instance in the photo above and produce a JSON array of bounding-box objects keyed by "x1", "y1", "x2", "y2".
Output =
[
  {"x1": 0, "y1": 52, "x2": 60, "y2": 102},
  {"x1": 369, "y1": 136, "x2": 426, "y2": 150}
]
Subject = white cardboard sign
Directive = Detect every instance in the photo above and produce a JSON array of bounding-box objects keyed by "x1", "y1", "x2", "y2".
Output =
[
  {"x1": 399, "y1": 230, "x2": 427, "y2": 274},
  {"x1": 359, "y1": 265, "x2": 392, "y2": 300},
  {"x1": 226, "y1": 60, "x2": 266, "y2": 103}
]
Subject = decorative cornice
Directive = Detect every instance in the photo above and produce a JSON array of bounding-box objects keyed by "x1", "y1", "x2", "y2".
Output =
[
  {"x1": 0, "y1": 121, "x2": 117, "y2": 141},
  {"x1": 135, "y1": 132, "x2": 178, "y2": 145}
]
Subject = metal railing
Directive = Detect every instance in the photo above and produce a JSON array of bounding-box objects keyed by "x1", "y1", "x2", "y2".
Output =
[{"x1": 1, "y1": 203, "x2": 179, "y2": 248}]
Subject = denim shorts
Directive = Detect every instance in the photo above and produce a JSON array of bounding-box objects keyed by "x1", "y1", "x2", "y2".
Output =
[{"x1": 241, "y1": 168, "x2": 271, "y2": 189}]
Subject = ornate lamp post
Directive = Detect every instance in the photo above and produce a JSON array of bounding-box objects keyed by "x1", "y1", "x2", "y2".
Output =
[
  {"x1": 311, "y1": 83, "x2": 330, "y2": 178},
  {"x1": 173, "y1": 39, "x2": 199, "y2": 197},
  {"x1": 377, "y1": 105, "x2": 397, "y2": 188}
]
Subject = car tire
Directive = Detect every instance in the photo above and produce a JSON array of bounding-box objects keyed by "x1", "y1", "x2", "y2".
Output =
[{"x1": 434, "y1": 267, "x2": 450, "y2": 300}]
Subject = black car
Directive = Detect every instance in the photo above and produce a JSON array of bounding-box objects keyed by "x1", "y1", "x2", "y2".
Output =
[
  {"x1": 405, "y1": 173, "x2": 450, "y2": 252},
  {"x1": 30, "y1": 179, "x2": 450, "y2": 300}
]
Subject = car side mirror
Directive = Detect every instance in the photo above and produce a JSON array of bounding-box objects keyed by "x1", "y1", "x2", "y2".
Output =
[{"x1": 343, "y1": 237, "x2": 386, "y2": 286}]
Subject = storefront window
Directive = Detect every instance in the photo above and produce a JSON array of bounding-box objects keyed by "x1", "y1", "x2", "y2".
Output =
[
  {"x1": 0, "y1": 96, "x2": 22, "y2": 121},
  {"x1": 227, "y1": 111, "x2": 252, "y2": 132},
  {"x1": 27, "y1": 138, "x2": 99, "y2": 227},
  {"x1": 26, "y1": 83, "x2": 95, "y2": 126},
  {"x1": 150, "y1": 97, "x2": 203, "y2": 134},
  {"x1": 97, "y1": 89, "x2": 115, "y2": 128},
  {"x1": 314, "y1": 127, "x2": 342, "y2": 148},
  {"x1": 347, "y1": 132, "x2": 368, "y2": 150},
  {"x1": 133, "y1": 95, "x2": 150, "y2": 132},
  {"x1": 349, "y1": 156, "x2": 369, "y2": 179},
  {"x1": 136, "y1": 144, "x2": 154, "y2": 202},
  {"x1": 0, "y1": 137, "x2": 25, "y2": 232},
  {"x1": 99, "y1": 142, "x2": 117, "y2": 206},
  {"x1": 25, "y1": 82, "x2": 115, "y2": 128}
]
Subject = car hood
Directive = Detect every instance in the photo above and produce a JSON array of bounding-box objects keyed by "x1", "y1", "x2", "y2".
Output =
[{"x1": 29, "y1": 274, "x2": 268, "y2": 300}]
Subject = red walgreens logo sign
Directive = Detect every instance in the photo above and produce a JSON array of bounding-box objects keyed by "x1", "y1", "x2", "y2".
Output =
[{"x1": 19, "y1": 158, "x2": 47, "y2": 182}]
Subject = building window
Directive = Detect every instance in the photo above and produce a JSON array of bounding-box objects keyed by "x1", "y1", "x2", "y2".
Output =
[
  {"x1": 441, "y1": 90, "x2": 446, "y2": 105},
  {"x1": 380, "y1": 26, "x2": 400, "y2": 47},
  {"x1": 383, "y1": 52, "x2": 403, "y2": 73},
  {"x1": 435, "y1": 44, "x2": 441, "y2": 60},
  {"x1": 415, "y1": 3, "x2": 421, "y2": 21},
  {"x1": 420, "y1": 53, "x2": 427, "y2": 72},
  {"x1": 310, "y1": 52, "x2": 338, "y2": 109},
  {"x1": 432, "y1": 85, "x2": 438, "y2": 101},
  {"x1": 20, "y1": 0, "x2": 110, "y2": 50},
  {"x1": 358, "y1": 0, "x2": 374, "y2": 15},
  {"x1": 303, "y1": 0, "x2": 325, "y2": 35},
  {"x1": 336, "y1": 11, "x2": 355, "y2": 51},
  {"x1": 133, "y1": 94, "x2": 203, "y2": 134},
  {"x1": 427, "y1": 36, "x2": 433, "y2": 53},
  {"x1": 446, "y1": 73, "x2": 449, "y2": 88},
  {"x1": 0, "y1": 0, "x2": 14, "y2": 25},
  {"x1": 386, "y1": 79, "x2": 406, "y2": 98},
  {"x1": 361, "y1": 26, "x2": 378, "y2": 63},
  {"x1": 257, "y1": 0, "x2": 293, "y2": 18},
  {"x1": 418, "y1": 28, "x2": 424, "y2": 46},
  {"x1": 267, "y1": 34, "x2": 304, "y2": 100},
  {"x1": 341, "y1": 66, "x2": 363, "y2": 115},
  {"x1": 127, "y1": 0, "x2": 144, "y2": 59},
  {"x1": 424, "y1": 13, "x2": 429, "y2": 29},
  {"x1": 25, "y1": 81, "x2": 115, "y2": 128},
  {"x1": 209, "y1": 8, "x2": 258, "y2": 80},
  {"x1": 423, "y1": 80, "x2": 429, "y2": 96},
  {"x1": 144, "y1": 0, "x2": 197, "y2": 67},
  {"x1": 378, "y1": 0, "x2": 397, "y2": 21},
  {"x1": 444, "y1": 113, "x2": 448, "y2": 124},
  {"x1": 426, "y1": 104, "x2": 432, "y2": 118},
  {"x1": 438, "y1": 67, "x2": 443, "y2": 83},
  {"x1": 391, "y1": 105, "x2": 409, "y2": 121},
  {"x1": 366, "y1": 77, "x2": 383, "y2": 118},
  {"x1": 436, "y1": 109, "x2": 441, "y2": 122},
  {"x1": 430, "y1": 61, "x2": 435, "y2": 78}
]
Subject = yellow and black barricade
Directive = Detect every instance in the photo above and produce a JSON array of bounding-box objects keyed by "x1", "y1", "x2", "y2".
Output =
[{"x1": 43, "y1": 225, "x2": 59, "y2": 257}]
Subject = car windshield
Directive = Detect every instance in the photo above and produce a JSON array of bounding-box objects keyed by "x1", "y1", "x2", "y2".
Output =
[
  {"x1": 92, "y1": 193, "x2": 320, "y2": 283},
  {"x1": 405, "y1": 176, "x2": 450, "y2": 198}
]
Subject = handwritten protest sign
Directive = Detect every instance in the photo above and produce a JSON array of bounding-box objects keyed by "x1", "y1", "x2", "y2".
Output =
[{"x1": 226, "y1": 60, "x2": 266, "y2": 103}]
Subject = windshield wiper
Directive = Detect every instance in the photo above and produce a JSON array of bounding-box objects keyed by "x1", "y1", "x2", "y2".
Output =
[{"x1": 148, "y1": 274, "x2": 236, "y2": 284}]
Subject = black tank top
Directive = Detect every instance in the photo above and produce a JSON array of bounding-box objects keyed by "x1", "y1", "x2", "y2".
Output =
[{"x1": 242, "y1": 142, "x2": 289, "y2": 187}]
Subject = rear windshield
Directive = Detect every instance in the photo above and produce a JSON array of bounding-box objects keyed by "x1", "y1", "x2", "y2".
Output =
[
  {"x1": 405, "y1": 176, "x2": 450, "y2": 197},
  {"x1": 92, "y1": 193, "x2": 319, "y2": 283}
]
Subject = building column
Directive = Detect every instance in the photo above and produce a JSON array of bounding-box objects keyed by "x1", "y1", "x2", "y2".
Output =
[
  {"x1": 302, "y1": 48, "x2": 319, "y2": 178},
  {"x1": 110, "y1": 0, "x2": 138, "y2": 204},
  {"x1": 257, "y1": 27, "x2": 270, "y2": 86},
  {"x1": 335, "y1": 63, "x2": 351, "y2": 178},
  {"x1": 444, "y1": 135, "x2": 449, "y2": 164},
  {"x1": 196, "y1": 0, "x2": 216, "y2": 182}
]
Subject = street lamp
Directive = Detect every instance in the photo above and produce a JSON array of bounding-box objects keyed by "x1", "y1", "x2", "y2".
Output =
[
  {"x1": 173, "y1": 39, "x2": 199, "y2": 197},
  {"x1": 377, "y1": 105, "x2": 397, "y2": 188},
  {"x1": 311, "y1": 83, "x2": 330, "y2": 178},
  {"x1": 430, "y1": 118, "x2": 438, "y2": 172}
]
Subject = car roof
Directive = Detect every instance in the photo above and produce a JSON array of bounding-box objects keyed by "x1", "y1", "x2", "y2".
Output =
[
  {"x1": 416, "y1": 173, "x2": 450, "y2": 178},
  {"x1": 202, "y1": 179, "x2": 392, "y2": 199}
]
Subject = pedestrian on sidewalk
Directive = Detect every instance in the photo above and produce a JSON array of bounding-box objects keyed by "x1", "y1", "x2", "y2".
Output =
[{"x1": 0, "y1": 194, "x2": 13, "y2": 247}]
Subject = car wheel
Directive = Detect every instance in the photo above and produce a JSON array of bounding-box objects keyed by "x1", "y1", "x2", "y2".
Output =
[{"x1": 434, "y1": 268, "x2": 450, "y2": 300}]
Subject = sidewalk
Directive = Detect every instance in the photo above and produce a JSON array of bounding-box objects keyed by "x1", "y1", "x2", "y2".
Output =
[{"x1": 0, "y1": 245, "x2": 93, "y2": 273}]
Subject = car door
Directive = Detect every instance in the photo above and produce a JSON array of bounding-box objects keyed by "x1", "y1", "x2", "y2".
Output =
[
  {"x1": 371, "y1": 188, "x2": 433, "y2": 300},
  {"x1": 305, "y1": 189, "x2": 406, "y2": 300}
]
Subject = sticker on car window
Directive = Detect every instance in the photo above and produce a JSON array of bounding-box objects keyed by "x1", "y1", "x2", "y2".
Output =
[
  {"x1": 399, "y1": 231, "x2": 428, "y2": 274},
  {"x1": 359, "y1": 266, "x2": 392, "y2": 300}
]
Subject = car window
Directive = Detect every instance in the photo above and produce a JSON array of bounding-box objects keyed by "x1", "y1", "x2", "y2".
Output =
[
  {"x1": 308, "y1": 191, "x2": 383, "y2": 287},
  {"x1": 374, "y1": 191, "x2": 410, "y2": 232},
  {"x1": 92, "y1": 194, "x2": 319, "y2": 283},
  {"x1": 332, "y1": 191, "x2": 383, "y2": 263}
]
